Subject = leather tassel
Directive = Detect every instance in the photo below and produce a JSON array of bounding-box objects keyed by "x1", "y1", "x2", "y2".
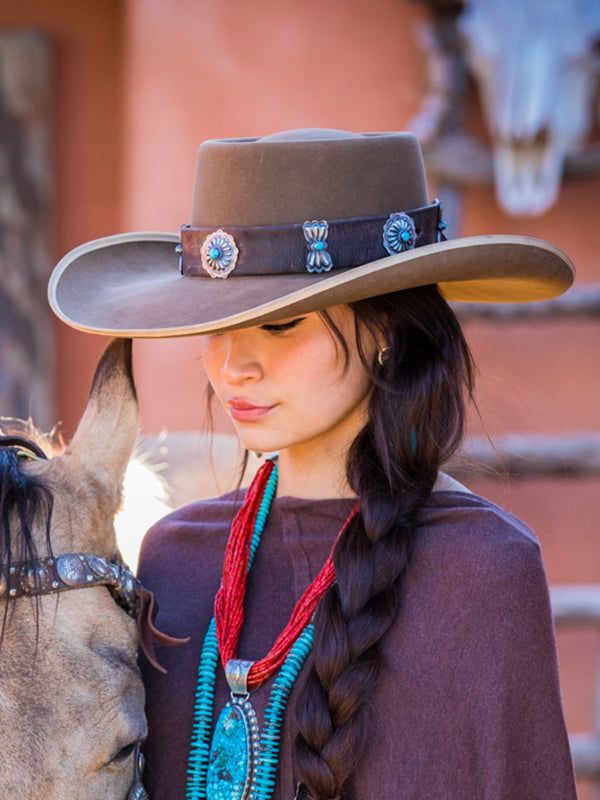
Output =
[{"x1": 137, "y1": 584, "x2": 191, "y2": 674}]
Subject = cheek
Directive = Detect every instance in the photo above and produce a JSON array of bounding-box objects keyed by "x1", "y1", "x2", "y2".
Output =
[
  {"x1": 276, "y1": 334, "x2": 338, "y2": 392},
  {"x1": 280, "y1": 337, "x2": 370, "y2": 421}
]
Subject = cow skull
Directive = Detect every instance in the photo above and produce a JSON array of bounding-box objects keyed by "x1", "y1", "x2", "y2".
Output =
[{"x1": 458, "y1": 0, "x2": 600, "y2": 215}]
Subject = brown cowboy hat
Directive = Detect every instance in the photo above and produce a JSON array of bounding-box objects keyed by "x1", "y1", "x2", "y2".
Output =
[{"x1": 47, "y1": 128, "x2": 575, "y2": 338}]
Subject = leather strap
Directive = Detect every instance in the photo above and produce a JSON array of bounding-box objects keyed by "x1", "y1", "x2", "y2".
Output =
[
  {"x1": 0, "y1": 552, "x2": 138, "y2": 602},
  {"x1": 0, "y1": 553, "x2": 190, "y2": 672},
  {"x1": 180, "y1": 198, "x2": 446, "y2": 277}
]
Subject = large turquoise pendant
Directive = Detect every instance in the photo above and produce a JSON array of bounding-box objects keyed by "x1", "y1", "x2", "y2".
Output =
[
  {"x1": 206, "y1": 660, "x2": 259, "y2": 800},
  {"x1": 206, "y1": 696, "x2": 259, "y2": 799}
]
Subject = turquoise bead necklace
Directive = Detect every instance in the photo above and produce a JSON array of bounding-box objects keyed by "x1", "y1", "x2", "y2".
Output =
[{"x1": 185, "y1": 460, "x2": 315, "y2": 800}]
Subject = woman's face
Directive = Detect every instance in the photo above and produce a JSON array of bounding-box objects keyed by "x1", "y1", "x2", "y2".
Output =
[{"x1": 199, "y1": 305, "x2": 377, "y2": 456}]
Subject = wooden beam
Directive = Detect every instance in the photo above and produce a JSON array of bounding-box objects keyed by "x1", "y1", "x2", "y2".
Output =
[
  {"x1": 550, "y1": 586, "x2": 600, "y2": 626},
  {"x1": 0, "y1": 31, "x2": 54, "y2": 427},
  {"x1": 446, "y1": 433, "x2": 600, "y2": 479},
  {"x1": 450, "y1": 284, "x2": 600, "y2": 321},
  {"x1": 569, "y1": 734, "x2": 600, "y2": 782}
]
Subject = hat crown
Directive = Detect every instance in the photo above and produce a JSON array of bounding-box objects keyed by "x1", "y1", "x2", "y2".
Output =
[
  {"x1": 258, "y1": 127, "x2": 361, "y2": 142},
  {"x1": 190, "y1": 128, "x2": 430, "y2": 227}
]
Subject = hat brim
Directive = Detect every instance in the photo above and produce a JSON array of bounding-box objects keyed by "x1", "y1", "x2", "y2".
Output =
[{"x1": 48, "y1": 231, "x2": 575, "y2": 338}]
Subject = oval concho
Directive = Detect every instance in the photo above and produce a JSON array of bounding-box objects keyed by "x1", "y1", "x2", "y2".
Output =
[
  {"x1": 206, "y1": 695, "x2": 260, "y2": 800},
  {"x1": 56, "y1": 553, "x2": 92, "y2": 586}
]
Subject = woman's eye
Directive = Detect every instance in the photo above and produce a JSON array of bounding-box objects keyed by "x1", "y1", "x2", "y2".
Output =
[{"x1": 260, "y1": 317, "x2": 306, "y2": 334}]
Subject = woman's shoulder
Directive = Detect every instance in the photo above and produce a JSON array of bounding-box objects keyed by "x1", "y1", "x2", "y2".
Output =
[
  {"x1": 418, "y1": 477, "x2": 543, "y2": 582},
  {"x1": 381, "y1": 480, "x2": 553, "y2": 658}
]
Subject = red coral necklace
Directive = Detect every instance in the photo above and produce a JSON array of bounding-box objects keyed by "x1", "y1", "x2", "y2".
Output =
[
  {"x1": 186, "y1": 457, "x2": 360, "y2": 800},
  {"x1": 214, "y1": 456, "x2": 360, "y2": 691}
]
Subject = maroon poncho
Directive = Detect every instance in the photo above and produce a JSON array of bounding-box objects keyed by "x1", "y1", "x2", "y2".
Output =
[{"x1": 136, "y1": 486, "x2": 578, "y2": 799}]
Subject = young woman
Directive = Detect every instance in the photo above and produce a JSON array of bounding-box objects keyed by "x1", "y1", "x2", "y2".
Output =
[{"x1": 48, "y1": 128, "x2": 578, "y2": 800}]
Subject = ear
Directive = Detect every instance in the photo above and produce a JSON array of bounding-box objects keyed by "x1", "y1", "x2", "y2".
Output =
[{"x1": 66, "y1": 338, "x2": 139, "y2": 493}]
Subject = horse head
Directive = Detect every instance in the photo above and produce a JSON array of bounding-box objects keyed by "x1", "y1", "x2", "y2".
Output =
[{"x1": 0, "y1": 338, "x2": 163, "y2": 799}]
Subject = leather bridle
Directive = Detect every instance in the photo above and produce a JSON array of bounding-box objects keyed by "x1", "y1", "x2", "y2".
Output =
[
  {"x1": 1, "y1": 552, "x2": 150, "y2": 799},
  {"x1": 0, "y1": 433, "x2": 187, "y2": 799}
]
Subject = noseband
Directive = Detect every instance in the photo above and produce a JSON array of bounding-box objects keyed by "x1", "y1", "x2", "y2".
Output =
[{"x1": 0, "y1": 434, "x2": 188, "y2": 799}]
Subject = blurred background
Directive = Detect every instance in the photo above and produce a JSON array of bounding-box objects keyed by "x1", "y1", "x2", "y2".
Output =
[{"x1": 0, "y1": 0, "x2": 599, "y2": 795}]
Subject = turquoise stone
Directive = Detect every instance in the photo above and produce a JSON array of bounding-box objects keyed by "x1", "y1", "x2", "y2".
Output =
[
  {"x1": 207, "y1": 703, "x2": 251, "y2": 800},
  {"x1": 401, "y1": 231, "x2": 411, "y2": 242},
  {"x1": 209, "y1": 246, "x2": 221, "y2": 260},
  {"x1": 313, "y1": 241, "x2": 326, "y2": 251}
]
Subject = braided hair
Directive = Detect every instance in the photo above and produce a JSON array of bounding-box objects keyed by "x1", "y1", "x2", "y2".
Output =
[{"x1": 292, "y1": 283, "x2": 477, "y2": 800}]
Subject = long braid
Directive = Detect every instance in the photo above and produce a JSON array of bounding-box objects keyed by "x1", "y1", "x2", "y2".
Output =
[{"x1": 293, "y1": 284, "x2": 476, "y2": 799}]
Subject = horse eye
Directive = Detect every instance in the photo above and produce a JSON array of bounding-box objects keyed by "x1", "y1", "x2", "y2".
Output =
[{"x1": 109, "y1": 741, "x2": 138, "y2": 765}]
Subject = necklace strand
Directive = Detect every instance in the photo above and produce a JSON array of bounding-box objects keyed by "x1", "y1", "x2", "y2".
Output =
[
  {"x1": 185, "y1": 459, "x2": 359, "y2": 799},
  {"x1": 215, "y1": 459, "x2": 359, "y2": 691},
  {"x1": 186, "y1": 462, "x2": 285, "y2": 799}
]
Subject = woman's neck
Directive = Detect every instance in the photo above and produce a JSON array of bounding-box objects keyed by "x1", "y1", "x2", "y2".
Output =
[
  {"x1": 275, "y1": 405, "x2": 366, "y2": 500},
  {"x1": 276, "y1": 444, "x2": 355, "y2": 500}
]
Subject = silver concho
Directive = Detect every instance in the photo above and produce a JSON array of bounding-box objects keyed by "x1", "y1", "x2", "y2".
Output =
[
  {"x1": 87, "y1": 555, "x2": 121, "y2": 584},
  {"x1": 20, "y1": 564, "x2": 51, "y2": 594},
  {"x1": 56, "y1": 554, "x2": 91, "y2": 586},
  {"x1": 200, "y1": 229, "x2": 239, "y2": 278},
  {"x1": 303, "y1": 220, "x2": 332, "y2": 273},
  {"x1": 382, "y1": 212, "x2": 417, "y2": 255},
  {"x1": 116, "y1": 568, "x2": 139, "y2": 610}
]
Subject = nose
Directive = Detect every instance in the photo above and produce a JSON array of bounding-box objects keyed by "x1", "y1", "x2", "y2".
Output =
[{"x1": 219, "y1": 332, "x2": 262, "y2": 385}]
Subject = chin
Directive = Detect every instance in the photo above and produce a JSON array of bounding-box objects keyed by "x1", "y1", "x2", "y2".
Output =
[{"x1": 233, "y1": 427, "x2": 299, "y2": 455}]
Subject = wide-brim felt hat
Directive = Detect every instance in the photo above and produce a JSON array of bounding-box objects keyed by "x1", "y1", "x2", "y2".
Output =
[{"x1": 48, "y1": 128, "x2": 575, "y2": 338}]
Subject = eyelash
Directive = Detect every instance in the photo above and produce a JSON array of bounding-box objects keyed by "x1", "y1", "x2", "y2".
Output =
[{"x1": 260, "y1": 317, "x2": 306, "y2": 334}]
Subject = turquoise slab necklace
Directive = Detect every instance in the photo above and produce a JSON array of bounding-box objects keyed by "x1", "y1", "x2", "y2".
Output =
[{"x1": 185, "y1": 461, "x2": 315, "y2": 800}]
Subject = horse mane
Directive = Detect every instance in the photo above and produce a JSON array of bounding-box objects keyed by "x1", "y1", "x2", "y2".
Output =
[{"x1": 0, "y1": 417, "x2": 62, "y2": 648}]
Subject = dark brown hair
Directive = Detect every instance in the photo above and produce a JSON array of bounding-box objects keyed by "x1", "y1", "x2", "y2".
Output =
[
  {"x1": 205, "y1": 283, "x2": 478, "y2": 799},
  {"x1": 291, "y1": 283, "x2": 477, "y2": 800},
  {"x1": 0, "y1": 426, "x2": 55, "y2": 649}
]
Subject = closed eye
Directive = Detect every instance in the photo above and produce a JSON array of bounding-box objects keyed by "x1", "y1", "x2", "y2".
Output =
[
  {"x1": 260, "y1": 317, "x2": 306, "y2": 334},
  {"x1": 107, "y1": 740, "x2": 141, "y2": 767}
]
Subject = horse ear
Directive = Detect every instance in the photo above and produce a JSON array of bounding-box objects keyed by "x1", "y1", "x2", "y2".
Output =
[{"x1": 66, "y1": 338, "x2": 139, "y2": 491}]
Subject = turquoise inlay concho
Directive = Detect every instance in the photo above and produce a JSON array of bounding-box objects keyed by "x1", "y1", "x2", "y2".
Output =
[
  {"x1": 437, "y1": 218, "x2": 448, "y2": 241},
  {"x1": 200, "y1": 229, "x2": 239, "y2": 278},
  {"x1": 382, "y1": 211, "x2": 417, "y2": 255},
  {"x1": 302, "y1": 220, "x2": 332, "y2": 273},
  {"x1": 207, "y1": 698, "x2": 259, "y2": 800}
]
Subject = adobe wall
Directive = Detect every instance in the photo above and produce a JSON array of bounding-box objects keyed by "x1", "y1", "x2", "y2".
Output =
[{"x1": 1, "y1": 2, "x2": 597, "y2": 788}]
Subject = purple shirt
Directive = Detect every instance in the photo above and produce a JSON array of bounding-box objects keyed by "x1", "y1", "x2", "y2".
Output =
[{"x1": 137, "y1": 488, "x2": 578, "y2": 799}]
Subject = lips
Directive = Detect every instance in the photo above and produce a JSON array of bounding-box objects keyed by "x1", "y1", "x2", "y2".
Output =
[
  {"x1": 227, "y1": 399, "x2": 265, "y2": 410},
  {"x1": 225, "y1": 398, "x2": 276, "y2": 422}
]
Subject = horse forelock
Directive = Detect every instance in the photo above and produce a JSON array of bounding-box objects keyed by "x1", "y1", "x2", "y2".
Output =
[
  {"x1": 0, "y1": 423, "x2": 58, "y2": 649},
  {"x1": 0, "y1": 446, "x2": 54, "y2": 553}
]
